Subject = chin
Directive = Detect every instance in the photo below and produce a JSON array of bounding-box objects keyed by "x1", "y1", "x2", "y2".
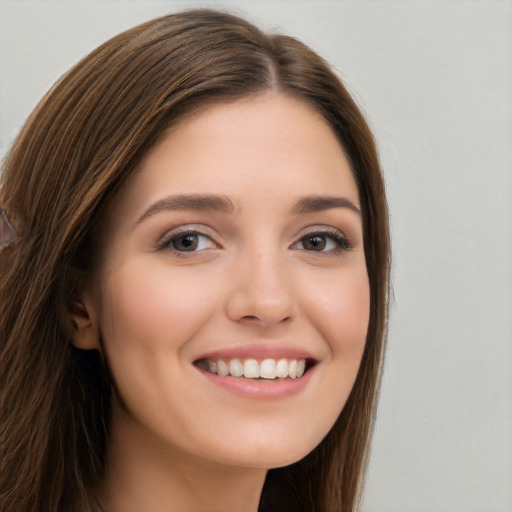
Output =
[{"x1": 192, "y1": 419, "x2": 333, "y2": 470}]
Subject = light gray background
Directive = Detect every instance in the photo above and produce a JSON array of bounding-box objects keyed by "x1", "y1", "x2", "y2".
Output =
[{"x1": 1, "y1": 1, "x2": 511, "y2": 511}]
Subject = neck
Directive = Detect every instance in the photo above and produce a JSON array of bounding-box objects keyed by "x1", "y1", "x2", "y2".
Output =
[{"x1": 96, "y1": 403, "x2": 266, "y2": 512}]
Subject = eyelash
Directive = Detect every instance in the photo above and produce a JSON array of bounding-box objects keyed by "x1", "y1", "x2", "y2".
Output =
[
  {"x1": 158, "y1": 226, "x2": 219, "y2": 255},
  {"x1": 292, "y1": 226, "x2": 352, "y2": 254},
  {"x1": 157, "y1": 225, "x2": 352, "y2": 256}
]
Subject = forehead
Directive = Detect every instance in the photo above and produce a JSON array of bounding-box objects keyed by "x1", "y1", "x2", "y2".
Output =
[{"x1": 110, "y1": 93, "x2": 359, "y2": 221}]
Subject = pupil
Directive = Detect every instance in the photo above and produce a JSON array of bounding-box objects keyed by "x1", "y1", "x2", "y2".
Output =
[
  {"x1": 304, "y1": 235, "x2": 326, "y2": 251},
  {"x1": 174, "y1": 234, "x2": 198, "y2": 251}
]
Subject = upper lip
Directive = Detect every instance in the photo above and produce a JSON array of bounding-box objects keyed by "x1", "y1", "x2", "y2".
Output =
[{"x1": 193, "y1": 343, "x2": 320, "y2": 363}]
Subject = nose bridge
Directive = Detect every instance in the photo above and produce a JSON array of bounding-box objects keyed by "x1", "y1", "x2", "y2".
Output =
[{"x1": 225, "y1": 240, "x2": 295, "y2": 326}]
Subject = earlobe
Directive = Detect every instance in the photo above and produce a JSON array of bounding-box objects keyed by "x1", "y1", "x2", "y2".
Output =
[{"x1": 70, "y1": 293, "x2": 100, "y2": 350}]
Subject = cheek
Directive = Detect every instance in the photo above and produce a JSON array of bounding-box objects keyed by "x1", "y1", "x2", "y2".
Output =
[
  {"x1": 99, "y1": 262, "x2": 216, "y2": 351},
  {"x1": 96, "y1": 262, "x2": 224, "y2": 417},
  {"x1": 308, "y1": 266, "x2": 370, "y2": 357},
  {"x1": 284, "y1": 264, "x2": 370, "y2": 455},
  {"x1": 97, "y1": 262, "x2": 223, "y2": 426}
]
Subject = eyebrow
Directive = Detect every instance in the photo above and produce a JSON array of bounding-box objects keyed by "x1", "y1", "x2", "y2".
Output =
[
  {"x1": 137, "y1": 193, "x2": 360, "y2": 224},
  {"x1": 291, "y1": 196, "x2": 361, "y2": 215},
  {"x1": 138, "y1": 194, "x2": 236, "y2": 223}
]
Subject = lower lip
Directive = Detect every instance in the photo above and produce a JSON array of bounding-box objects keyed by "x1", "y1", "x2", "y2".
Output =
[{"x1": 196, "y1": 366, "x2": 314, "y2": 399}]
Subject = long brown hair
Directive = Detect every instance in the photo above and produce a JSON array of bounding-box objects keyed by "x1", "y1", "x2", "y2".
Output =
[{"x1": 0, "y1": 9, "x2": 390, "y2": 511}]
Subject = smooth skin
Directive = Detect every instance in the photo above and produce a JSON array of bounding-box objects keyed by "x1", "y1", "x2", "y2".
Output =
[{"x1": 73, "y1": 93, "x2": 370, "y2": 512}]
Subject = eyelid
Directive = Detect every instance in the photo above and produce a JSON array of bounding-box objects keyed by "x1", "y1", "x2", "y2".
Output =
[
  {"x1": 157, "y1": 224, "x2": 220, "y2": 251},
  {"x1": 291, "y1": 225, "x2": 353, "y2": 252}
]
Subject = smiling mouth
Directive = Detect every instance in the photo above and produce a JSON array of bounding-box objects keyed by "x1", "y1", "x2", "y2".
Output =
[{"x1": 194, "y1": 357, "x2": 315, "y2": 380}]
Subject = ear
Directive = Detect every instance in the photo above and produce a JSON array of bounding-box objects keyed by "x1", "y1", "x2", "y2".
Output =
[{"x1": 70, "y1": 291, "x2": 100, "y2": 350}]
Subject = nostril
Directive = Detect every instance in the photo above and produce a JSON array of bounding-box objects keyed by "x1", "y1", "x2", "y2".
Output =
[
  {"x1": 241, "y1": 315, "x2": 259, "y2": 321},
  {"x1": 241, "y1": 314, "x2": 292, "y2": 324}
]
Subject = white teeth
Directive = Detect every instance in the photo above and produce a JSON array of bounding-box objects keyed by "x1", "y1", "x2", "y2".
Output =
[
  {"x1": 229, "y1": 359, "x2": 243, "y2": 377},
  {"x1": 288, "y1": 360, "x2": 297, "y2": 379},
  {"x1": 296, "y1": 359, "x2": 306, "y2": 378},
  {"x1": 243, "y1": 359, "x2": 259, "y2": 378},
  {"x1": 276, "y1": 358, "x2": 288, "y2": 378},
  {"x1": 217, "y1": 359, "x2": 229, "y2": 376},
  {"x1": 200, "y1": 357, "x2": 308, "y2": 380},
  {"x1": 259, "y1": 359, "x2": 276, "y2": 379}
]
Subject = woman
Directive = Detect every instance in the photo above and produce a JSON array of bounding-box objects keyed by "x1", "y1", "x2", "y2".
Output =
[{"x1": 0, "y1": 9, "x2": 390, "y2": 512}]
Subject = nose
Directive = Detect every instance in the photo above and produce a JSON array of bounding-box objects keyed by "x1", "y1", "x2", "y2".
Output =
[{"x1": 225, "y1": 247, "x2": 295, "y2": 328}]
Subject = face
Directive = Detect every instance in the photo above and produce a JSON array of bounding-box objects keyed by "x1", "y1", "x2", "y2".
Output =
[{"x1": 89, "y1": 94, "x2": 370, "y2": 470}]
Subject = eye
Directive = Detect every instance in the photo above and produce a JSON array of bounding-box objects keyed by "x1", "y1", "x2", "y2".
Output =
[
  {"x1": 159, "y1": 227, "x2": 219, "y2": 253},
  {"x1": 292, "y1": 227, "x2": 351, "y2": 253},
  {"x1": 170, "y1": 233, "x2": 211, "y2": 252},
  {"x1": 298, "y1": 234, "x2": 337, "y2": 252}
]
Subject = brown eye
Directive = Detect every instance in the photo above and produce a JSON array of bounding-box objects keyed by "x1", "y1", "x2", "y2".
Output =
[
  {"x1": 292, "y1": 228, "x2": 351, "y2": 253},
  {"x1": 302, "y1": 235, "x2": 327, "y2": 251},
  {"x1": 171, "y1": 234, "x2": 200, "y2": 251},
  {"x1": 161, "y1": 230, "x2": 218, "y2": 253}
]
